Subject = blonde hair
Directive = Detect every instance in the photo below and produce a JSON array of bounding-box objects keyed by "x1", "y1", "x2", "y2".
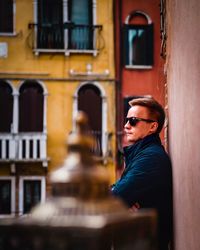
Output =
[{"x1": 129, "y1": 97, "x2": 165, "y2": 133}]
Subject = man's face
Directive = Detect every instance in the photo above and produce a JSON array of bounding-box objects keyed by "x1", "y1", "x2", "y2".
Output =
[{"x1": 124, "y1": 105, "x2": 158, "y2": 144}]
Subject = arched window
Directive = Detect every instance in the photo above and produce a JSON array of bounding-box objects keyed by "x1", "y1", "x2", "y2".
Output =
[
  {"x1": 124, "y1": 11, "x2": 153, "y2": 69},
  {"x1": 19, "y1": 81, "x2": 44, "y2": 132},
  {"x1": 78, "y1": 84, "x2": 102, "y2": 155},
  {"x1": 0, "y1": 81, "x2": 13, "y2": 132}
]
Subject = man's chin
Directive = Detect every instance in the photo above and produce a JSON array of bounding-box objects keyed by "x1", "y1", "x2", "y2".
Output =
[{"x1": 126, "y1": 136, "x2": 136, "y2": 144}]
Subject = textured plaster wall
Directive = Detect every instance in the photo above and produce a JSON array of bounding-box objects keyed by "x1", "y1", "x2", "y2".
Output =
[
  {"x1": 167, "y1": 0, "x2": 200, "y2": 249},
  {"x1": 0, "y1": 0, "x2": 116, "y2": 182}
]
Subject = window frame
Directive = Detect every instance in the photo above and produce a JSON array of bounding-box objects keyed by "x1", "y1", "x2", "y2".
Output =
[
  {"x1": 19, "y1": 176, "x2": 46, "y2": 215},
  {"x1": 73, "y1": 82, "x2": 108, "y2": 158},
  {"x1": 0, "y1": 176, "x2": 16, "y2": 218},
  {"x1": 0, "y1": 0, "x2": 16, "y2": 36},
  {"x1": 33, "y1": 0, "x2": 98, "y2": 56},
  {"x1": 123, "y1": 11, "x2": 154, "y2": 70},
  {"x1": 123, "y1": 23, "x2": 154, "y2": 69}
]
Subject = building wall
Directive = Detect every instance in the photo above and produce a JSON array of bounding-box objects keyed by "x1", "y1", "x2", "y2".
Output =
[
  {"x1": 121, "y1": 0, "x2": 164, "y2": 102},
  {"x1": 115, "y1": 0, "x2": 165, "y2": 126},
  {"x1": 0, "y1": 0, "x2": 116, "y2": 214},
  {"x1": 167, "y1": 0, "x2": 200, "y2": 249},
  {"x1": 114, "y1": 0, "x2": 166, "y2": 172}
]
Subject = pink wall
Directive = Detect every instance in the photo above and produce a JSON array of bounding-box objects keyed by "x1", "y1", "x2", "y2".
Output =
[{"x1": 167, "y1": 0, "x2": 200, "y2": 249}]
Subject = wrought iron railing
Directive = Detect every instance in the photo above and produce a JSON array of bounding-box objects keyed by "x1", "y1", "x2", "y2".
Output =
[
  {"x1": 37, "y1": 23, "x2": 64, "y2": 49},
  {"x1": 28, "y1": 22, "x2": 103, "y2": 53}
]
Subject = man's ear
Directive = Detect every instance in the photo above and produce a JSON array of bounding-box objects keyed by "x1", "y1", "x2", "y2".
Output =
[{"x1": 150, "y1": 122, "x2": 158, "y2": 133}]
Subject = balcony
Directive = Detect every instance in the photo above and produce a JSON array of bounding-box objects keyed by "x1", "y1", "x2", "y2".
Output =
[
  {"x1": 0, "y1": 133, "x2": 48, "y2": 167},
  {"x1": 28, "y1": 22, "x2": 103, "y2": 56},
  {"x1": 0, "y1": 131, "x2": 112, "y2": 166}
]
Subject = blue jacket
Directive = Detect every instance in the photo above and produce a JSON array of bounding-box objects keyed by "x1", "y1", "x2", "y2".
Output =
[{"x1": 111, "y1": 133, "x2": 172, "y2": 249}]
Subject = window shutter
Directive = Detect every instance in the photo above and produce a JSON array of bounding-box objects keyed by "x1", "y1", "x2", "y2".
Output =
[
  {"x1": 123, "y1": 24, "x2": 130, "y2": 66},
  {"x1": 147, "y1": 24, "x2": 154, "y2": 66}
]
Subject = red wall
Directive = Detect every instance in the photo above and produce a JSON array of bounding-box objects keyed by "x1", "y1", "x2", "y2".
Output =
[
  {"x1": 123, "y1": 0, "x2": 164, "y2": 101},
  {"x1": 115, "y1": 0, "x2": 165, "y2": 108},
  {"x1": 114, "y1": 0, "x2": 166, "y2": 172}
]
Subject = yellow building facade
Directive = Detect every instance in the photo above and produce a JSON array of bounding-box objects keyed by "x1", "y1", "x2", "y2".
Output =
[{"x1": 0, "y1": 0, "x2": 116, "y2": 217}]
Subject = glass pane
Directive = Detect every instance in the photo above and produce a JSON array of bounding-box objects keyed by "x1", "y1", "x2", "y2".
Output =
[
  {"x1": 128, "y1": 28, "x2": 147, "y2": 65},
  {"x1": 69, "y1": 0, "x2": 93, "y2": 50},
  {"x1": 0, "y1": 0, "x2": 13, "y2": 33},
  {"x1": 70, "y1": 0, "x2": 91, "y2": 25},
  {"x1": 0, "y1": 180, "x2": 11, "y2": 214},
  {"x1": 23, "y1": 180, "x2": 41, "y2": 214}
]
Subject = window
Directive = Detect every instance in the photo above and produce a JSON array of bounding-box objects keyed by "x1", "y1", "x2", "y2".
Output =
[
  {"x1": 37, "y1": 0, "x2": 64, "y2": 49},
  {"x1": 124, "y1": 11, "x2": 153, "y2": 69},
  {"x1": 78, "y1": 84, "x2": 102, "y2": 156},
  {"x1": 68, "y1": 0, "x2": 93, "y2": 50},
  {"x1": 19, "y1": 81, "x2": 44, "y2": 132},
  {"x1": 19, "y1": 176, "x2": 46, "y2": 215},
  {"x1": 0, "y1": 177, "x2": 15, "y2": 217},
  {"x1": 0, "y1": 0, "x2": 14, "y2": 34},
  {"x1": 32, "y1": 0, "x2": 101, "y2": 55},
  {"x1": 0, "y1": 80, "x2": 48, "y2": 164}
]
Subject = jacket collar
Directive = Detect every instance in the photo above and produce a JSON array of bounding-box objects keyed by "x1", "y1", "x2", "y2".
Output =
[{"x1": 123, "y1": 133, "x2": 161, "y2": 165}]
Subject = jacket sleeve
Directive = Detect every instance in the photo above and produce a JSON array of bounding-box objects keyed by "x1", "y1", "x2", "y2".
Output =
[{"x1": 111, "y1": 152, "x2": 169, "y2": 207}]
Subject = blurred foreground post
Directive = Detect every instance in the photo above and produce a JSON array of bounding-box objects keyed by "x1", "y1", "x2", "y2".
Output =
[{"x1": 0, "y1": 112, "x2": 158, "y2": 250}]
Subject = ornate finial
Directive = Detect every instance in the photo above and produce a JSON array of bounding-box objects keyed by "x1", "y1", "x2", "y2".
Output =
[
  {"x1": 67, "y1": 111, "x2": 94, "y2": 158},
  {"x1": 74, "y1": 111, "x2": 89, "y2": 133},
  {"x1": 50, "y1": 111, "x2": 109, "y2": 199}
]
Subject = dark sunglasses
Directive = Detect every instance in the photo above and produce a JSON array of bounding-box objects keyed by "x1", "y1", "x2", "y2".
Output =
[{"x1": 125, "y1": 117, "x2": 156, "y2": 127}]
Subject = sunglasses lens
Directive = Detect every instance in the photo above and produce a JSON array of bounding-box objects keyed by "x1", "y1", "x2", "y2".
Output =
[
  {"x1": 125, "y1": 117, "x2": 137, "y2": 126},
  {"x1": 129, "y1": 118, "x2": 137, "y2": 126}
]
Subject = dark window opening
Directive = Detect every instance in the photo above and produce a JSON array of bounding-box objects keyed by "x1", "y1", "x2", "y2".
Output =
[
  {"x1": 19, "y1": 81, "x2": 44, "y2": 132},
  {"x1": 37, "y1": 0, "x2": 64, "y2": 49},
  {"x1": 0, "y1": 81, "x2": 13, "y2": 132},
  {"x1": 23, "y1": 180, "x2": 41, "y2": 214},
  {"x1": 0, "y1": 180, "x2": 11, "y2": 214},
  {"x1": 124, "y1": 24, "x2": 153, "y2": 66},
  {"x1": 78, "y1": 84, "x2": 102, "y2": 156},
  {"x1": 0, "y1": 0, "x2": 13, "y2": 33}
]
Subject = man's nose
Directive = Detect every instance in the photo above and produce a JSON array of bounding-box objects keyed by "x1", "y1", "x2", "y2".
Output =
[{"x1": 124, "y1": 121, "x2": 130, "y2": 129}]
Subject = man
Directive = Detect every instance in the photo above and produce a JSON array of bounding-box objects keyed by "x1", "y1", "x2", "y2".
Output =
[{"x1": 111, "y1": 97, "x2": 172, "y2": 250}]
